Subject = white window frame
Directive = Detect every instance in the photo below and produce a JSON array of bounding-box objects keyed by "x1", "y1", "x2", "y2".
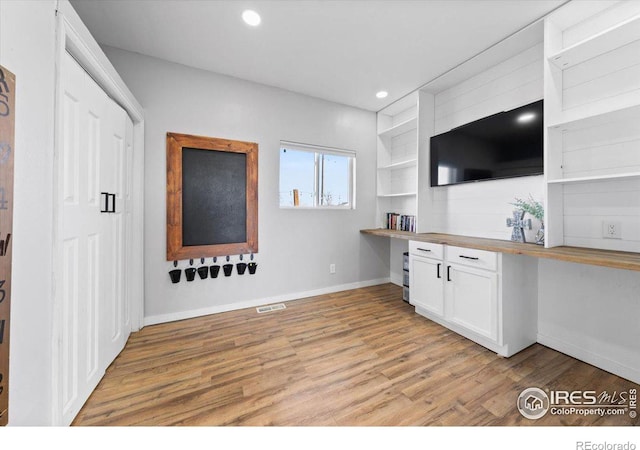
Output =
[{"x1": 279, "y1": 140, "x2": 356, "y2": 210}]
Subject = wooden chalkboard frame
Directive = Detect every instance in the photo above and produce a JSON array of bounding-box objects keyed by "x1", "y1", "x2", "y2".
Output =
[{"x1": 166, "y1": 132, "x2": 258, "y2": 260}]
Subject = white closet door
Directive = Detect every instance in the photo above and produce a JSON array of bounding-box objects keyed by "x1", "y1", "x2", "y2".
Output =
[
  {"x1": 59, "y1": 52, "x2": 130, "y2": 424},
  {"x1": 100, "y1": 97, "x2": 129, "y2": 370}
]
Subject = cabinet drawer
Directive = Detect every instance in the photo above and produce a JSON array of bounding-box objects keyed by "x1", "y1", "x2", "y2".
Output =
[
  {"x1": 409, "y1": 241, "x2": 443, "y2": 260},
  {"x1": 446, "y1": 245, "x2": 498, "y2": 271}
]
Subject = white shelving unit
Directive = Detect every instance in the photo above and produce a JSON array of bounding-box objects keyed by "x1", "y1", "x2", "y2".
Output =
[
  {"x1": 378, "y1": 117, "x2": 418, "y2": 139},
  {"x1": 544, "y1": 3, "x2": 640, "y2": 251},
  {"x1": 548, "y1": 15, "x2": 640, "y2": 70},
  {"x1": 376, "y1": 93, "x2": 419, "y2": 230}
]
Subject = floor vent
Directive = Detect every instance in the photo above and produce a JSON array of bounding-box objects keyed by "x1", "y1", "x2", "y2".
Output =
[{"x1": 256, "y1": 303, "x2": 286, "y2": 314}]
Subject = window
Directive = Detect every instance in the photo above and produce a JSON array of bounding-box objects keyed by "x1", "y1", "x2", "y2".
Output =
[{"x1": 279, "y1": 141, "x2": 355, "y2": 209}]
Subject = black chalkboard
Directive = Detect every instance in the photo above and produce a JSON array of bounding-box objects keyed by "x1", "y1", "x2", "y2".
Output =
[
  {"x1": 166, "y1": 132, "x2": 258, "y2": 260},
  {"x1": 182, "y1": 148, "x2": 247, "y2": 246}
]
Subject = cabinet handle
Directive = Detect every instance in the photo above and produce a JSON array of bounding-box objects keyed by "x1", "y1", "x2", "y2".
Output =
[
  {"x1": 459, "y1": 255, "x2": 479, "y2": 260},
  {"x1": 437, "y1": 263, "x2": 441, "y2": 279},
  {"x1": 417, "y1": 248, "x2": 431, "y2": 252},
  {"x1": 109, "y1": 193, "x2": 116, "y2": 213},
  {"x1": 447, "y1": 265, "x2": 451, "y2": 282},
  {"x1": 101, "y1": 192, "x2": 110, "y2": 213}
]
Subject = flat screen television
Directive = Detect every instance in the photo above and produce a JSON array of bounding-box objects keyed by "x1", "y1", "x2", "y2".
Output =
[{"x1": 430, "y1": 100, "x2": 543, "y2": 187}]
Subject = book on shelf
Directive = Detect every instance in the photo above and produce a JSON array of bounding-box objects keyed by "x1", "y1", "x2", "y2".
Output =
[{"x1": 385, "y1": 213, "x2": 416, "y2": 232}]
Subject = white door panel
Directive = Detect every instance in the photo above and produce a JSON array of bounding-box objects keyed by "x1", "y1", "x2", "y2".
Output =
[
  {"x1": 59, "y1": 52, "x2": 130, "y2": 424},
  {"x1": 446, "y1": 264, "x2": 498, "y2": 341},
  {"x1": 409, "y1": 256, "x2": 444, "y2": 316}
]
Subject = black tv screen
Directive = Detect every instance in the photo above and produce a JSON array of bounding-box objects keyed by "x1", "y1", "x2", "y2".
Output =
[{"x1": 430, "y1": 100, "x2": 543, "y2": 187}]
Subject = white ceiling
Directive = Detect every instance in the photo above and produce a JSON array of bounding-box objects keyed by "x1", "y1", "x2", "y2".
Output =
[{"x1": 70, "y1": 0, "x2": 566, "y2": 112}]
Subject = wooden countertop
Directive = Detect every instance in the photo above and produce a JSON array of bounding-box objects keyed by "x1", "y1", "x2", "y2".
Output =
[{"x1": 360, "y1": 229, "x2": 640, "y2": 272}]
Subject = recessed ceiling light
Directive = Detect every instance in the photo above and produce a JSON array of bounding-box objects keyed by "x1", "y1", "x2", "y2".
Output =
[
  {"x1": 242, "y1": 10, "x2": 261, "y2": 26},
  {"x1": 376, "y1": 91, "x2": 388, "y2": 99},
  {"x1": 517, "y1": 112, "x2": 536, "y2": 123}
]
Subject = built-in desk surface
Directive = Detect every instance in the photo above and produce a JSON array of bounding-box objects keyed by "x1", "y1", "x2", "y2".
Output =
[{"x1": 360, "y1": 229, "x2": 640, "y2": 272}]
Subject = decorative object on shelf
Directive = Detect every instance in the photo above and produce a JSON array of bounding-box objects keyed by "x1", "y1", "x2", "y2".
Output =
[
  {"x1": 386, "y1": 213, "x2": 416, "y2": 232},
  {"x1": 535, "y1": 224, "x2": 545, "y2": 246},
  {"x1": 248, "y1": 262, "x2": 258, "y2": 274},
  {"x1": 506, "y1": 210, "x2": 531, "y2": 243},
  {"x1": 510, "y1": 195, "x2": 544, "y2": 245}
]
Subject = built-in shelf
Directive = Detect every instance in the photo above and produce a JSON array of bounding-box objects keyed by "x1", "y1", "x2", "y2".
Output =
[
  {"x1": 377, "y1": 117, "x2": 418, "y2": 138},
  {"x1": 549, "y1": 102, "x2": 640, "y2": 131},
  {"x1": 549, "y1": 89, "x2": 640, "y2": 129},
  {"x1": 544, "y1": 2, "x2": 640, "y2": 250},
  {"x1": 548, "y1": 14, "x2": 640, "y2": 70},
  {"x1": 377, "y1": 192, "x2": 417, "y2": 198},
  {"x1": 377, "y1": 159, "x2": 418, "y2": 170},
  {"x1": 547, "y1": 172, "x2": 640, "y2": 185}
]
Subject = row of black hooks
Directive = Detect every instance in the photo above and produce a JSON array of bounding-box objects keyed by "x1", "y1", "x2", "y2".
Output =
[{"x1": 169, "y1": 255, "x2": 258, "y2": 284}]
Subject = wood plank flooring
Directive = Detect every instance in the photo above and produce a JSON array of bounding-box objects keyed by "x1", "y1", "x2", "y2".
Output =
[{"x1": 73, "y1": 284, "x2": 639, "y2": 426}]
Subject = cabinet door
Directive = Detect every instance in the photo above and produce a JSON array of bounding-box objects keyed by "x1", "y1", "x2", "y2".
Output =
[
  {"x1": 446, "y1": 264, "x2": 498, "y2": 341},
  {"x1": 410, "y1": 256, "x2": 444, "y2": 316}
]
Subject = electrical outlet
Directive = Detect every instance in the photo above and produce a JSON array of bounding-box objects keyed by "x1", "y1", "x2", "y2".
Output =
[
  {"x1": 329, "y1": 263, "x2": 336, "y2": 274},
  {"x1": 602, "y1": 221, "x2": 622, "y2": 239}
]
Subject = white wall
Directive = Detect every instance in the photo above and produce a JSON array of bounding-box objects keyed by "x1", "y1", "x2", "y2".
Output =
[
  {"x1": 101, "y1": 47, "x2": 389, "y2": 324},
  {"x1": 0, "y1": 0, "x2": 57, "y2": 425},
  {"x1": 538, "y1": 259, "x2": 640, "y2": 384},
  {"x1": 430, "y1": 42, "x2": 545, "y2": 241}
]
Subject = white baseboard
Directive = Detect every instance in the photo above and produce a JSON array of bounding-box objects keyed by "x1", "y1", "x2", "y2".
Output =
[
  {"x1": 144, "y1": 277, "x2": 392, "y2": 326},
  {"x1": 390, "y1": 272, "x2": 403, "y2": 287},
  {"x1": 537, "y1": 333, "x2": 640, "y2": 385}
]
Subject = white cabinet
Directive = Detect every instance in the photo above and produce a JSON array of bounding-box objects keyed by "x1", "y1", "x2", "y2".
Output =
[
  {"x1": 409, "y1": 241, "x2": 444, "y2": 316},
  {"x1": 409, "y1": 240, "x2": 537, "y2": 357},
  {"x1": 446, "y1": 264, "x2": 497, "y2": 342}
]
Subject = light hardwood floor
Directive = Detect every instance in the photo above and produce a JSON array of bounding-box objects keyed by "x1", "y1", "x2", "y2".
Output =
[{"x1": 73, "y1": 284, "x2": 639, "y2": 426}]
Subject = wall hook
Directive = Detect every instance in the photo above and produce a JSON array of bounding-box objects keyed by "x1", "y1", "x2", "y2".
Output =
[
  {"x1": 226, "y1": 255, "x2": 230, "y2": 262},
  {"x1": 201, "y1": 257, "x2": 205, "y2": 264},
  {"x1": 250, "y1": 253, "x2": 254, "y2": 261},
  {"x1": 239, "y1": 254, "x2": 243, "y2": 261},
  {"x1": 189, "y1": 259, "x2": 194, "y2": 266},
  {"x1": 173, "y1": 260, "x2": 178, "y2": 267}
]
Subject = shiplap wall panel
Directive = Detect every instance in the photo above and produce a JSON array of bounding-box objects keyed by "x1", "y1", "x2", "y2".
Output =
[
  {"x1": 390, "y1": 166, "x2": 417, "y2": 195},
  {"x1": 390, "y1": 129, "x2": 417, "y2": 164},
  {"x1": 561, "y1": 1, "x2": 640, "y2": 48},
  {"x1": 563, "y1": 39, "x2": 640, "y2": 90},
  {"x1": 431, "y1": 176, "x2": 544, "y2": 241},
  {"x1": 392, "y1": 105, "x2": 417, "y2": 127},
  {"x1": 430, "y1": 43, "x2": 544, "y2": 240},
  {"x1": 562, "y1": 110, "x2": 640, "y2": 177},
  {"x1": 558, "y1": 9, "x2": 640, "y2": 253},
  {"x1": 563, "y1": 56, "x2": 640, "y2": 111},
  {"x1": 386, "y1": 195, "x2": 417, "y2": 218},
  {"x1": 563, "y1": 178, "x2": 640, "y2": 252},
  {"x1": 435, "y1": 43, "x2": 543, "y2": 134}
]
